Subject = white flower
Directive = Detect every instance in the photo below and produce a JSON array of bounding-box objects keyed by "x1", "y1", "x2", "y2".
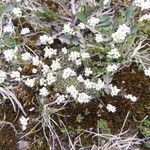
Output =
[
  {"x1": 109, "y1": 84, "x2": 120, "y2": 96},
  {"x1": 46, "y1": 72, "x2": 56, "y2": 85},
  {"x1": 39, "y1": 34, "x2": 54, "y2": 45},
  {"x1": 62, "y1": 68, "x2": 76, "y2": 79},
  {"x1": 12, "y1": 7, "x2": 22, "y2": 17},
  {"x1": 39, "y1": 87, "x2": 49, "y2": 97},
  {"x1": 19, "y1": 116, "x2": 29, "y2": 131},
  {"x1": 3, "y1": 48, "x2": 18, "y2": 62},
  {"x1": 32, "y1": 68, "x2": 37, "y2": 74},
  {"x1": 68, "y1": 51, "x2": 80, "y2": 62},
  {"x1": 106, "y1": 104, "x2": 116, "y2": 113},
  {"x1": 78, "y1": 23, "x2": 86, "y2": 29},
  {"x1": 51, "y1": 59, "x2": 61, "y2": 71},
  {"x1": 21, "y1": 28, "x2": 30, "y2": 35},
  {"x1": 107, "y1": 48, "x2": 121, "y2": 59},
  {"x1": 106, "y1": 64, "x2": 118, "y2": 72},
  {"x1": 85, "y1": 68, "x2": 93, "y2": 77},
  {"x1": 41, "y1": 64, "x2": 50, "y2": 75},
  {"x1": 18, "y1": 67, "x2": 22, "y2": 71},
  {"x1": 39, "y1": 78, "x2": 46, "y2": 86},
  {"x1": 81, "y1": 52, "x2": 90, "y2": 60},
  {"x1": 3, "y1": 24, "x2": 14, "y2": 33},
  {"x1": 95, "y1": 33, "x2": 103, "y2": 43},
  {"x1": 21, "y1": 52, "x2": 32, "y2": 61},
  {"x1": 10, "y1": 71, "x2": 20, "y2": 81},
  {"x1": 139, "y1": 14, "x2": 150, "y2": 22},
  {"x1": 133, "y1": 0, "x2": 150, "y2": 10},
  {"x1": 56, "y1": 94, "x2": 66, "y2": 104},
  {"x1": 63, "y1": 23, "x2": 74, "y2": 34},
  {"x1": 44, "y1": 46, "x2": 57, "y2": 59},
  {"x1": 77, "y1": 75, "x2": 84, "y2": 83},
  {"x1": 103, "y1": 0, "x2": 110, "y2": 5},
  {"x1": 75, "y1": 59, "x2": 82, "y2": 66},
  {"x1": 32, "y1": 56, "x2": 41, "y2": 66},
  {"x1": 96, "y1": 78, "x2": 105, "y2": 90},
  {"x1": 112, "y1": 24, "x2": 131, "y2": 43},
  {"x1": 61, "y1": 47, "x2": 68, "y2": 54},
  {"x1": 24, "y1": 78, "x2": 35, "y2": 87},
  {"x1": 84, "y1": 79, "x2": 95, "y2": 89},
  {"x1": 0, "y1": 70, "x2": 7, "y2": 83},
  {"x1": 77, "y1": 93, "x2": 91, "y2": 103},
  {"x1": 124, "y1": 94, "x2": 137, "y2": 102},
  {"x1": 144, "y1": 67, "x2": 150, "y2": 77},
  {"x1": 88, "y1": 17, "x2": 99, "y2": 27},
  {"x1": 39, "y1": 35, "x2": 48, "y2": 44},
  {"x1": 66, "y1": 85, "x2": 78, "y2": 99}
]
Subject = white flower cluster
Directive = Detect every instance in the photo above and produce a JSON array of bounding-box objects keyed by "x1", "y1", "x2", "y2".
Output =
[
  {"x1": 61, "y1": 47, "x2": 68, "y2": 54},
  {"x1": 124, "y1": 94, "x2": 137, "y2": 102},
  {"x1": 139, "y1": 14, "x2": 150, "y2": 22},
  {"x1": 66, "y1": 85, "x2": 78, "y2": 99},
  {"x1": 10, "y1": 71, "x2": 21, "y2": 81},
  {"x1": 21, "y1": 52, "x2": 32, "y2": 61},
  {"x1": 107, "y1": 48, "x2": 121, "y2": 59},
  {"x1": 88, "y1": 17, "x2": 99, "y2": 27},
  {"x1": 68, "y1": 51, "x2": 90, "y2": 65},
  {"x1": 19, "y1": 116, "x2": 29, "y2": 131},
  {"x1": 51, "y1": 59, "x2": 61, "y2": 71},
  {"x1": 39, "y1": 87, "x2": 49, "y2": 97},
  {"x1": 63, "y1": 23, "x2": 74, "y2": 34},
  {"x1": 55, "y1": 94, "x2": 66, "y2": 104},
  {"x1": 112, "y1": 24, "x2": 131, "y2": 43},
  {"x1": 24, "y1": 78, "x2": 35, "y2": 88},
  {"x1": 109, "y1": 84, "x2": 120, "y2": 96},
  {"x1": 21, "y1": 28, "x2": 30, "y2": 35},
  {"x1": 106, "y1": 64, "x2": 118, "y2": 72},
  {"x1": 85, "y1": 68, "x2": 93, "y2": 77},
  {"x1": 46, "y1": 72, "x2": 56, "y2": 85},
  {"x1": 0, "y1": 70, "x2": 7, "y2": 83},
  {"x1": 66, "y1": 85, "x2": 92, "y2": 103},
  {"x1": 95, "y1": 33, "x2": 104, "y2": 43},
  {"x1": 78, "y1": 23, "x2": 86, "y2": 29},
  {"x1": 106, "y1": 104, "x2": 116, "y2": 113},
  {"x1": 44, "y1": 46, "x2": 57, "y2": 59},
  {"x1": 77, "y1": 92, "x2": 91, "y2": 103},
  {"x1": 39, "y1": 35, "x2": 54, "y2": 45},
  {"x1": 12, "y1": 7, "x2": 22, "y2": 17},
  {"x1": 68, "y1": 51, "x2": 80, "y2": 65},
  {"x1": 3, "y1": 24, "x2": 14, "y2": 33},
  {"x1": 62, "y1": 68, "x2": 76, "y2": 79},
  {"x1": 144, "y1": 67, "x2": 150, "y2": 77},
  {"x1": 79, "y1": 77, "x2": 105, "y2": 91},
  {"x1": 133, "y1": 0, "x2": 150, "y2": 10},
  {"x1": 3, "y1": 47, "x2": 18, "y2": 62}
]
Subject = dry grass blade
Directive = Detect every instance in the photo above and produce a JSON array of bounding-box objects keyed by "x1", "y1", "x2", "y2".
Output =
[{"x1": 0, "y1": 87, "x2": 26, "y2": 116}]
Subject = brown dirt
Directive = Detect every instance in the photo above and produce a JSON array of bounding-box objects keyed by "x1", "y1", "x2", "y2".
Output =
[{"x1": 103, "y1": 64, "x2": 150, "y2": 133}]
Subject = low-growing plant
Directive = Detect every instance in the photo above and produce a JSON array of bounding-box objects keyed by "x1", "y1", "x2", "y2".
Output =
[{"x1": 0, "y1": 0, "x2": 150, "y2": 149}]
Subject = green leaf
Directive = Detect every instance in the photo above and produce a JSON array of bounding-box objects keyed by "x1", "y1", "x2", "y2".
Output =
[
  {"x1": 33, "y1": 8, "x2": 59, "y2": 20},
  {"x1": 125, "y1": 5, "x2": 135, "y2": 22},
  {"x1": 1, "y1": 36, "x2": 21, "y2": 47},
  {"x1": 97, "y1": 119, "x2": 110, "y2": 133},
  {"x1": 76, "y1": 11, "x2": 87, "y2": 23},
  {"x1": 76, "y1": 114, "x2": 84, "y2": 123},
  {"x1": 0, "y1": 4, "x2": 13, "y2": 16}
]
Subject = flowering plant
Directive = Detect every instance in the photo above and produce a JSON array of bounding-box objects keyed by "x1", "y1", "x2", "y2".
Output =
[
  {"x1": 0, "y1": 0, "x2": 149, "y2": 109},
  {"x1": 0, "y1": 0, "x2": 149, "y2": 149}
]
